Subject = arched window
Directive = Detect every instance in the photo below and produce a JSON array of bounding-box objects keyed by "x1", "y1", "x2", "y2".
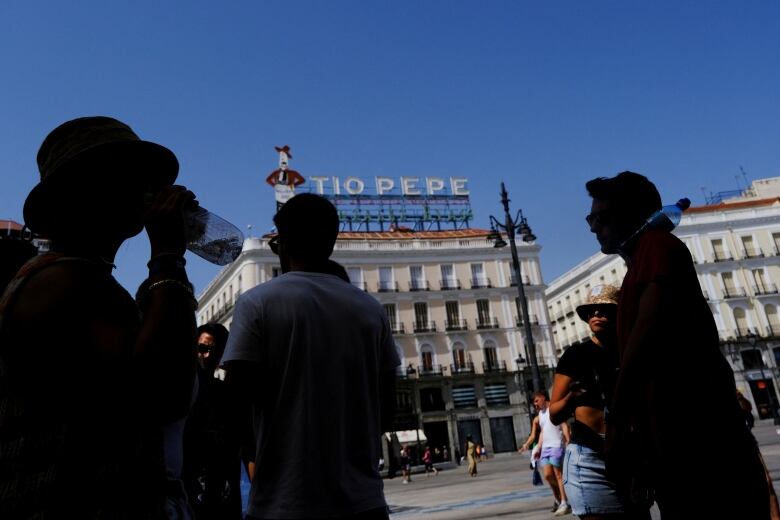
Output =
[
  {"x1": 733, "y1": 307, "x2": 749, "y2": 337},
  {"x1": 452, "y1": 341, "x2": 468, "y2": 371},
  {"x1": 420, "y1": 344, "x2": 435, "y2": 373}
]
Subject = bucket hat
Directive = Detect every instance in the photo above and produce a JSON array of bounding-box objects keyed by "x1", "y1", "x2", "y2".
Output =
[
  {"x1": 23, "y1": 116, "x2": 179, "y2": 235},
  {"x1": 575, "y1": 284, "x2": 619, "y2": 322}
]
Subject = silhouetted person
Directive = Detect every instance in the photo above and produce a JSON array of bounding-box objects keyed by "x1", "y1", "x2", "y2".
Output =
[
  {"x1": 222, "y1": 193, "x2": 399, "y2": 520},
  {"x1": 0, "y1": 116, "x2": 197, "y2": 517},
  {"x1": 586, "y1": 171, "x2": 769, "y2": 518},
  {"x1": 183, "y1": 323, "x2": 242, "y2": 519}
]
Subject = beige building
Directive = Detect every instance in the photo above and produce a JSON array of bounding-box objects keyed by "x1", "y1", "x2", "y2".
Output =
[
  {"x1": 198, "y1": 227, "x2": 557, "y2": 458},
  {"x1": 546, "y1": 176, "x2": 780, "y2": 421}
]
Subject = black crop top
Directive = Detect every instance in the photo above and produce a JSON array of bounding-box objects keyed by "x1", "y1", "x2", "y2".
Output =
[{"x1": 555, "y1": 339, "x2": 619, "y2": 411}]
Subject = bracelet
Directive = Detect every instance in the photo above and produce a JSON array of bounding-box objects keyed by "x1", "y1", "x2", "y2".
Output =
[
  {"x1": 136, "y1": 278, "x2": 197, "y2": 310},
  {"x1": 147, "y1": 254, "x2": 187, "y2": 277}
]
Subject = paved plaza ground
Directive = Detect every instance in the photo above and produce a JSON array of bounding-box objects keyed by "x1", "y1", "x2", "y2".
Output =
[{"x1": 382, "y1": 421, "x2": 780, "y2": 519}]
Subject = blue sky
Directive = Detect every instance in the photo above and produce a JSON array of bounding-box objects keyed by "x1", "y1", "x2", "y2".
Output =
[{"x1": 2, "y1": 1, "x2": 779, "y2": 293}]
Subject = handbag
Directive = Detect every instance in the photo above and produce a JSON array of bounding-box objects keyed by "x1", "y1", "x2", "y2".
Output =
[{"x1": 532, "y1": 465, "x2": 544, "y2": 486}]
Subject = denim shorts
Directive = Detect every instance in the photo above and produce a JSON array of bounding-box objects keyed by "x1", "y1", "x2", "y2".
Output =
[{"x1": 562, "y1": 442, "x2": 626, "y2": 516}]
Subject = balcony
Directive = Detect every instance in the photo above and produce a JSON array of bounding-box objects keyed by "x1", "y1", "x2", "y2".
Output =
[
  {"x1": 476, "y1": 317, "x2": 500, "y2": 330},
  {"x1": 470, "y1": 277, "x2": 492, "y2": 289},
  {"x1": 439, "y1": 280, "x2": 462, "y2": 291},
  {"x1": 754, "y1": 284, "x2": 779, "y2": 296},
  {"x1": 510, "y1": 275, "x2": 531, "y2": 286},
  {"x1": 515, "y1": 314, "x2": 540, "y2": 327},
  {"x1": 482, "y1": 360, "x2": 508, "y2": 373},
  {"x1": 712, "y1": 252, "x2": 734, "y2": 263},
  {"x1": 408, "y1": 280, "x2": 430, "y2": 291},
  {"x1": 419, "y1": 364, "x2": 444, "y2": 377},
  {"x1": 351, "y1": 281, "x2": 368, "y2": 291},
  {"x1": 723, "y1": 287, "x2": 747, "y2": 299},
  {"x1": 766, "y1": 326, "x2": 780, "y2": 339},
  {"x1": 450, "y1": 362, "x2": 475, "y2": 375},
  {"x1": 391, "y1": 322, "x2": 405, "y2": 335},
  {"x1": 377, "y1": 281, "x2": 399, "y2": 292},
  {"x1": 445, "y1": 319, "x2": 469, "y2": 331},
  {"x1": 743, "y1": 247, "x2": 765, "y2": 259},
  {"x1": 413, "y1": 320, "x2": 437, "y2": 333},
  {"x1": 736, "y1": 327, "x2": 762, "y2": 340}
]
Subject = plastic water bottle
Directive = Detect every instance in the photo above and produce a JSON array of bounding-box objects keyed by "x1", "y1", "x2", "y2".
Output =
[
  {"x1": 184, "y1": 206, "x2": 244, "y2": 265},
  {"x1": 645, "y1": 198, "x2": 691, "y2": 232},
  {"x1": 619, "y1": 198, "x2": 691, "y2": 253}
]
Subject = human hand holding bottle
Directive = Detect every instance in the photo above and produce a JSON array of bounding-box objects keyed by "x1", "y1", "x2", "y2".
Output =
[{"x1": 144, "y1": 185, "x2": 197, "y2": 259}]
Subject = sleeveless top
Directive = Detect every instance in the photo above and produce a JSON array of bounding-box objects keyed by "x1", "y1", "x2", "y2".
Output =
[{"x1": 539, "y1": 407, "x2": 563, "y2": 448}]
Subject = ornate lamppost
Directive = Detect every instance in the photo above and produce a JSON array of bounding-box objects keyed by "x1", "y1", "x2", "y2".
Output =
[{"x1": 488, "y1": 182, "x2": 542, "y2": 394}]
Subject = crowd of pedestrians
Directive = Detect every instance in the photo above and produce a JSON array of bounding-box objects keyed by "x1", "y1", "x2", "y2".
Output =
[{"x1": 0, "y1": 118, "x2": 777, "y2": 520}]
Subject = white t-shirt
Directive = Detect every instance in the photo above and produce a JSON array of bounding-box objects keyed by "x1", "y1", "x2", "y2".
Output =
[
  {"x1": 538, "y1": 407, "x2": 563, "y2": 449},
  {"x1": 222, "y1": 271, "x2": 400, "y2": 519}
]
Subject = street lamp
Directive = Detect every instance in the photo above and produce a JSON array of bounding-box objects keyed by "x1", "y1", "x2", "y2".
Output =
[{"x1": 489, "y1": 182, "x2": 543, "y2": 394}]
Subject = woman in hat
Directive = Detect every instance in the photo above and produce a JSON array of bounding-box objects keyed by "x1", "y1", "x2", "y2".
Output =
[
  {"x1": 549, "y1": 285, "x2": 650, "y2": 519},
  {"x1": 0, "y1": 117, "x2": 198, "y2": 518}
]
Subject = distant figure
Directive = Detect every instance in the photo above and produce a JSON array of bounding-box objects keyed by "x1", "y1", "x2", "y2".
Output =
[
  {"x1": 737, "y1": 390, "x2": 756, "y2": 430},
  {"x1": 0, "y1": 116, "x2": 197, "y2": 517},
  {"x1": 550, "y1": 285, "x2": 650, "y2": 519},
  {"x1": 586, "y1": 171, "x2": 770, "y2": 518},
  {"x1": 442, "y1": 445, "x2": 450, "y2": 462},
  {"x1": 422, "y1": 445, "x2": 438, "y2": 477},
  {"x1": 520, "y1": 391, "x2": 571, "y2": 516},
  {"x1": 222, "y1": 193, "x2": 400, "y2": 519},
  {"x1": 183, "y1": 323, "x2": 243, "y2": 520},
  {"x1": 465, "y1": 435, "x2": 478, "y2": 477},
  {"x1": 400, "y1": 446, "x2": 412, "y2": 484}
]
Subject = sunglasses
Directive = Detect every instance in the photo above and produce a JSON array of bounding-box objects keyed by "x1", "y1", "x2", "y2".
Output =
[
  {"x1": 585, "y1": 210, "x2": 615, "y2": 227},
  {"x1": 197, "y1": 344, "x2": 214, "y2": 354},
  {"x1": 586, "y1": 305, "x2": 616, "y2": 319},
  {"x1": 269, "y1": 235, "x2": 280, "y2": 255}
]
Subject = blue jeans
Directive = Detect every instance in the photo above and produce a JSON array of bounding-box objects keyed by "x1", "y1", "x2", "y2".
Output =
[{"x1": 563, "y1": 442, "x2": 626, "y2": 516}]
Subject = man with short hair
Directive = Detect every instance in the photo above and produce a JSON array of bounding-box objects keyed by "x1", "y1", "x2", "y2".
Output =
[
  {"x1": 520, "y1": 391, "x2": 571, "y2": 516},
  {"x1": 586, "y1": 171, "x2": 770, "y2": 518},
  {"x1": 222, "y1": 193, "x2": 400, "y2": 520}
]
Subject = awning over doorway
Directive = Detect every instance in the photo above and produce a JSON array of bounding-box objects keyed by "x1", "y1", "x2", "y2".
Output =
[{"x1": 385, "y1": 429, "x2": 427, "y2": 444}]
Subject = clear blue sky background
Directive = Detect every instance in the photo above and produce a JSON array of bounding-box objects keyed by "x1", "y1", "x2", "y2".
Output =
[{"x1": 2, "y1": 1, "x2": 779, "y2": 294}]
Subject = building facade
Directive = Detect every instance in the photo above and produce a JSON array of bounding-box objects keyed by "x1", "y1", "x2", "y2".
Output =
[
  {"x1": 197, "y1": 227, "x2": 557, "y2": 460},
  {"x1": 546, "y1": 177, "x2": 780, "y2": 421}
]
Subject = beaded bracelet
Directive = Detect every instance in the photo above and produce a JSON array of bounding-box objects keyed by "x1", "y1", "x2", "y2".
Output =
[{"x1": 136, "y1": 278, "x2": 197, "y2": 310}]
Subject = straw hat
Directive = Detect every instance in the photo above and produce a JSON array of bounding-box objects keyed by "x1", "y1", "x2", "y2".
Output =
[
  {"x1": 575, "y1": 284, "x2": 619, "y2": 322},
  {"x1": 23, "y1": 116, "x2": 179, "y2": 235}
]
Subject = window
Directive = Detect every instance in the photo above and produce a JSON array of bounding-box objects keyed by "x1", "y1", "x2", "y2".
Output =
[
  {"x1": 452, "y1": 385, "x2": 477, "y2": 408},
  {"x1": 378, "y1": 266, "x2": 395, "y2": 292},
  {"x1": 384, "y1": 303, "x2": 398, "y2": 332},
  {"x1": 446, "y1": 301, "x2": 462, "y2": 329},
  {"x1": 483, "y1": 340, "x2": 498, "y2": 370},
  {"x1": 420, "y1": 345, "x2": 434, "y2": 371},
  {"x1": 766, "y1": 305, "x2": 780, "y2": 336},
  {"x1": 440, "y1": 264, "x2": 457, "y2": 289},
  {"x1": 753, "y1": 269, "x2": 768, "y2": 294},
  {"x1": 410, "y1": 265, "x2": 426, "y2": 291},
  {"x1": 773, "y1": 233, "x2": 780, "y2": 255},
  {"x1": 347, "y1": 267, "x2": 363, "y2": 290},
  {"x1": 452, "y1": 342, "x2": 467, "y2": 369},
  {"x1": 476, "y1": 299, "x2": 492, "y2": 327},
  {"x1": 742, "y1": 236, "x2": 759, "y2": 258},
  {"x1": 711, "y1": 238, "x2": 729, "y2": 261},
  {"x1": 733, "y1": 308, "x2": 749, "y2": 337},
  {"x1": 722, "y1": 272, "x2": 739, "y2": 297},
  {"x1": 420, "y1": 387, "x2": 446, "y2": 412},
  {"x1": 470, "y1": 263, "x2": 488, "y2": 287},
  {"x1": 484, "y1": 383, "x2": 510, "y2": 406},
  {"x1": 414, "y1": 302, "x2": 430, "y2": 331}
]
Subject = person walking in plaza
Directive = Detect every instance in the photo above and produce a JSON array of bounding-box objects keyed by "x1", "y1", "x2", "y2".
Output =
[
  {"x1": 0, "y1": 116, "x2": 198, "y2": 517},
  {"x1": 520, "y1": 391, "x2": 572, "y2": 516},
  {"x1": 221, "y1": 193, "x2": 400, "y2": 520},
  {"x1": 465, "y1": 435, "x2": 479, "y2": 477},
  {"x1": 422, "y1": 445, "x2": 439, "y2": 477},
  {"x1": 585, "y1": 171, "x2": 770, "y2": 518},
  {"x1": 400, "y1": 446, "x2": 412, "y2": 484},
  {"x1": 550, "y1": 285, "x2": 650, "y2": 520}
]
